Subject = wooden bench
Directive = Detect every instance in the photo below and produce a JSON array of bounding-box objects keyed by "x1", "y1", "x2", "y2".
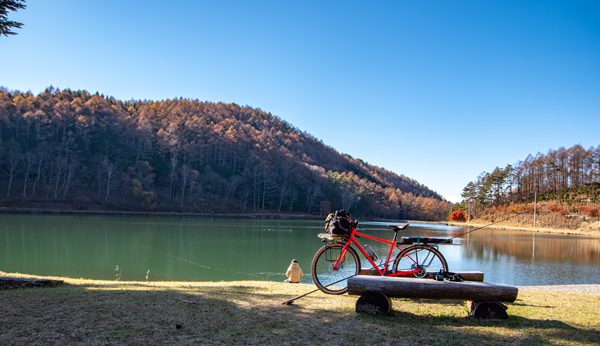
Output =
[{"x1": 347, "y1": 275, "x2": 518, "y2": 319}]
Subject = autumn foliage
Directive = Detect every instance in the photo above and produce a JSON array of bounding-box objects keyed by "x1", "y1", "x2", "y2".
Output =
[
  {"x1": 449, "y1": 209, "x2": 467, "y2": 222},
  {"x1": 0, "y1": 88, "x2": 451, "y2": 219}
]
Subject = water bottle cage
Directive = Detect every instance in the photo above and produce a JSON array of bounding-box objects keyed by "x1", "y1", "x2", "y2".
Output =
[{"x1": 364, "y1": 244, "x2": 378, "y2": 261}]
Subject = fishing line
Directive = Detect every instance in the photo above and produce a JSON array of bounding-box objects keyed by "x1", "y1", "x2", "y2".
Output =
[
  {"x1": 440, "y1": 212, "x2": 524, "y2": 244},
  {"x1": 145, "y1": 247, "x2": 265, "y2": 279}
]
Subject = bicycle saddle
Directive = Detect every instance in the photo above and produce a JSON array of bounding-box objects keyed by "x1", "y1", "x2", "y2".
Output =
[{"x1": 387, "y1": 224, "x2": 409, "y2": 232}]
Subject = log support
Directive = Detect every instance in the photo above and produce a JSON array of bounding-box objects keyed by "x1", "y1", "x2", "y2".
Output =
[
  {"x1": 355, "y1": 291, "x2": 391, "y2": 315},
  {"x1": 467, "y1": 300, "x2": 508, "y2": 319}
]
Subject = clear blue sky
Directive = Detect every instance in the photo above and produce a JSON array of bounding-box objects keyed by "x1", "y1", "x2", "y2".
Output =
[{"x1": 2, "y1": 1, "x2": 599, "y2": 202}]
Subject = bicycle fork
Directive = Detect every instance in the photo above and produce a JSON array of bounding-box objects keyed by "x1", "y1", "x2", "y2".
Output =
[{"x1": 332, "y1": 243, "x2": 351, "y2": 271}]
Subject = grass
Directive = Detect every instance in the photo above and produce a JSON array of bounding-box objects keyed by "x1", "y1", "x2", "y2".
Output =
[{"x1": 1, "y1": 273, "x2": 599, "y2": 345}]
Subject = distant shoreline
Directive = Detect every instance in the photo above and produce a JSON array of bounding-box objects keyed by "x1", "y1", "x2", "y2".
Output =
[
  {"x1": 0, "y1": 206, "x2": 443, "y2": 223},
  {"x1": 446, "y1": 220, "x2": 600, "y2": 237},
  {"x1": 0, "y1": 207, "x2": 324, "y2": 220}
]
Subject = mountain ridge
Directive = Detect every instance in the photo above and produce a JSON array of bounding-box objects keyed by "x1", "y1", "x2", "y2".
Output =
[{"x1": 0, "y1": 87, "x2": 450, "y2": 219}]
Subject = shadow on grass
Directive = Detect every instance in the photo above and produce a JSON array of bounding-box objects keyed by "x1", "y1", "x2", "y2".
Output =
[
  {"x1": 355, "y1": 298, "x2": 600, "y2": 345},
  {"x1": 0, "y1": 283, "x2": 598, "y2": 345},
  {"x1": 511, "y1": 302, "x2": 554, "y2": 308}
]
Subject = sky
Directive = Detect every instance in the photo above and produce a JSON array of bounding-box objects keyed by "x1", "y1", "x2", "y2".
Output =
[{"x1": 1, "y1": 0, "x2": 599, "y2": 202}]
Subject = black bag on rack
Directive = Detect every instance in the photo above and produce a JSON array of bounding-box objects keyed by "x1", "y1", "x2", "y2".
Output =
[{"x1": 324, "y1": 210, "x2": 354, "y2": 236}]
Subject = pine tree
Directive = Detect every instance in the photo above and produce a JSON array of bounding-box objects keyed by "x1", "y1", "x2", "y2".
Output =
[{"x1": 0, "y1": 0, "x2": 26, "y2": 37}]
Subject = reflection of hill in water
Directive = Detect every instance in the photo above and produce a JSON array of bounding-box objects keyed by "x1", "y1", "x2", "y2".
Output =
[{"x1": 461, "y1": 229, "x2": 600, "y2": 265}]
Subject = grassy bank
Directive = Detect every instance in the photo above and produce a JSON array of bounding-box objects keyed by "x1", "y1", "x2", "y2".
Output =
[{"x1": 1, "y1": 273, "x2": 599, "y2": 345}]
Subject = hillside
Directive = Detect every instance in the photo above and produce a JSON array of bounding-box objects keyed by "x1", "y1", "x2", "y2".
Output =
[
  {"x1": 454, "y1": 144, "x2": 600, "y2": 230},
  {"x1": 0, "y1": 88, "x2": 450, "y2": 219}
]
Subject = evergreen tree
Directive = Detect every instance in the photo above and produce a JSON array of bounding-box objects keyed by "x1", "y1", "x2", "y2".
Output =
[{"x1": 0, "y1": 0, "x2": 26, "y2": 36}]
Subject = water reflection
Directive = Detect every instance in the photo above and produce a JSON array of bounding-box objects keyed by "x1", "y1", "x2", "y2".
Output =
[{"x1": 461, "y1": 228, "x2": 600, "y2": 266}]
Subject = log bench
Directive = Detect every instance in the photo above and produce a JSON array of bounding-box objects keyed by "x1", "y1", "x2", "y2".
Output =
[{"x1": 347, "y1": 275, "x2": 518, "y2": 319}]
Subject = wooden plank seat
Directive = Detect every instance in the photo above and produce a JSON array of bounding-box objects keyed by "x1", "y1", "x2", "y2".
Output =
[
  {"x1": 347, "y1": 275, "x2": 518, "y2": 319},
  {"x1": 357, "y1": 270, "x2": 484, "y2": 282}
]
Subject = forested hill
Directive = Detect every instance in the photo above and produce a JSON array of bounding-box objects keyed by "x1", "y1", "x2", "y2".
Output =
[
  {"x1": 461, "y1": 144, "x2": 600, "y2": 209},
  {"x1": 455, "y1": 144, "x2": 600, "y2": 230},
  {"x1": 0, "y1": 88, "x2": 450, "y2": 219}
]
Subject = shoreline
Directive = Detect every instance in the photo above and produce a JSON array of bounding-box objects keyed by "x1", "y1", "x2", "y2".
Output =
[
  {"x1": 446, "y1": 220, "x2": 600, "y2": 237},
  {"x1": 2, "y1": 206, "x2": 599, "y2": 237},
  {"x1": 0, "y1": 206, "x2": 324, "y2": 220},
  {"x1": 0, "y1": 207, "x2": 435, "y2": 223},
  {"x1": 2, "y1": 272, "x2": 599, "y2": 294}
]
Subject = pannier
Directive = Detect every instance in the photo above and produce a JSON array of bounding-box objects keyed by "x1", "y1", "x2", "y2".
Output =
[{"x1": 324, "y1": 210, "x2": 355, "y2": 236}]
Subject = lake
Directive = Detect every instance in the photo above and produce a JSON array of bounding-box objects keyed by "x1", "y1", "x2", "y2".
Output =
[{"x1": 1, "y1": 214, "x2": 599, "y2": 286}]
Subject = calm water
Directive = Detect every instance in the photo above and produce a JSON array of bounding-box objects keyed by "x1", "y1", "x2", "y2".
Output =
[{"x1": 1, "y1": 214, "x2": 599, "y2": 286}]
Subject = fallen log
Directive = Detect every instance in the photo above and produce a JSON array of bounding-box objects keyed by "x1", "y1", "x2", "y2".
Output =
[{"x1": 0, "y1": 277, "x2": 64, "y2": 290}]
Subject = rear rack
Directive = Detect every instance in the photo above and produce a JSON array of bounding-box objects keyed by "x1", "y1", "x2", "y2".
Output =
[
  {"x1": 318, "y1": 233, "x2": 347, "y2": 242},
  {"x1": 397, "y1": 237, "x2": 453, "y2": 245}
]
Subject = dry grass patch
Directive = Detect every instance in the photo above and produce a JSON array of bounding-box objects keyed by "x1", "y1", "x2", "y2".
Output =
[{"x1": 0, "y1": 273, "x2": 599, "y2": 345}]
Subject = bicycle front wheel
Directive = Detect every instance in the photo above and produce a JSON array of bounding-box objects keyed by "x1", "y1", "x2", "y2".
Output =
[
  {"x1": 393, "y1": 244, "x2": 448, "y2": 277},
  {"x1": 311, "y1": 243, "x2": 360, "y2": 295}
]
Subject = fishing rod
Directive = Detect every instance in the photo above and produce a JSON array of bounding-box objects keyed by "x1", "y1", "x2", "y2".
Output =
[
  {"x1": 282, "y1": 274, "x2": 358, "y2": 305},
  {"x1": 440, "y1": 212, "x2": 523, "y2": 244}
]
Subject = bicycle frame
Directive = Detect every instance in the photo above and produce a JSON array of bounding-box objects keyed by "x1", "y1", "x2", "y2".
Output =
[{"x1": 334, "y1": 225, "x2": 422, "y2": 277}]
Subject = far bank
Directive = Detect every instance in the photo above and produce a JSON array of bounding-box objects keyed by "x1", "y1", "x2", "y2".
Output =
[{"x1": 446, "y1": 220, "x2": 600, "y2": 237}]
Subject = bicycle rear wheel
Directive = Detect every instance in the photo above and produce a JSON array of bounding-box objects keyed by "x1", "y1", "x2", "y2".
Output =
[
  {"x1": 393, "y1": 244, "x2": 448, "y2": 277},
  {"x1": 311, "y1": 243, "x2": 360, "y2": 295}
]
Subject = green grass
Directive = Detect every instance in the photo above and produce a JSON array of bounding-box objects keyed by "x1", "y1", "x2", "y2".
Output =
[{"x1": 0, "y1": 274, "x2": 599, "y2": 345}]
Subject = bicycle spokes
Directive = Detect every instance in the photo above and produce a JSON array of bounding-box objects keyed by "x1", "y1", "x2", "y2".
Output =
[
  {"x1": 394, "y1": 245, "x2": 447, "y2": 277},
  {"x1": 312, "y1": 243, "x2": 360, "y2": 294},
  {"x1": 417, "y1": 248, "x2": 436, "y2": 268}
]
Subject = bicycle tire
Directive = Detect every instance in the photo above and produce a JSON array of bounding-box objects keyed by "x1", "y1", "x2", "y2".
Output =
[
  {"x1": 393, "y1": 244, "x2": 448, "y2": 277},
  {"x1": 311, "y1": 242, "x2": 361, "y2": 295}
]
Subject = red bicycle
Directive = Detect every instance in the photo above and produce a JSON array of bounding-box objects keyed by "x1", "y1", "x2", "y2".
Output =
[{"x1": 311, "y1": 221, "x2": 449, "y2": 294}]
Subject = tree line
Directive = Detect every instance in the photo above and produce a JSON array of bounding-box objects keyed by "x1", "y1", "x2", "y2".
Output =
[
  {"x1": 0, "y1": 87, "x2": 450, "y2": 219},
  {"x1": 460, "y1": 144, "x2": 600, "y2": 216}
]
